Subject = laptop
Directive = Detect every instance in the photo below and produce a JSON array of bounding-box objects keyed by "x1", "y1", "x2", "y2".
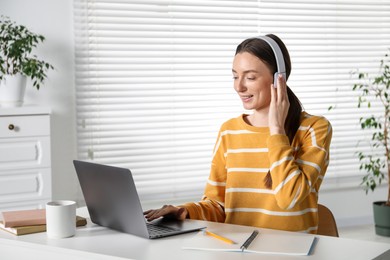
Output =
[{"x1": 73, "y1": 160, "x2": 206, "y2": 239}]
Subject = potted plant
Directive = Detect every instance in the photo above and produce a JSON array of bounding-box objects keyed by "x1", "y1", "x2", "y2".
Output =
[
  {"x1": 352, "y1": 51, "x2": 390, "y2": 236},
  {"x1": 0, "y1": 16, "x2": 53, "y2": 107}
]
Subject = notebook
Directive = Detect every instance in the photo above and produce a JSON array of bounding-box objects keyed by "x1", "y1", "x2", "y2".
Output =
[
  {"x1": 182, "y1": 229, "x2": 316, "y2": 256},
  {"x1": 1, "y1": 209, "x2": 46, "y2": 228},
  {"x1": 73, "y1": 160, "x2": 206, "y2": 239}
]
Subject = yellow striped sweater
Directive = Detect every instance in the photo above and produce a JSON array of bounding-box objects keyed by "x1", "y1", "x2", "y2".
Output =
[{"x1": 182, "y1": 111, "x2": 332, "y2": 234}]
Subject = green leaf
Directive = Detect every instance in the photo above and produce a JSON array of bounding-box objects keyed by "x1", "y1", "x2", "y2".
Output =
[{"x1": 0, "y1": 16, "x2": 54, "y2": 90}]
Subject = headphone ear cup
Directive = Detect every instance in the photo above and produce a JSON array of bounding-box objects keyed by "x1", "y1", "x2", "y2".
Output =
[{"x1": 273, "y1": 72, "x2": 286, "y2": 88}]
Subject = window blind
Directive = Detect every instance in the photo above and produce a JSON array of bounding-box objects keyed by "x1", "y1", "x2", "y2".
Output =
[
  {"x1": 74, "y1": 0, "x2": 390, "y2": 203},
  {"x1": 73, "y1": 0, "x2": 259, "y2": 202}
]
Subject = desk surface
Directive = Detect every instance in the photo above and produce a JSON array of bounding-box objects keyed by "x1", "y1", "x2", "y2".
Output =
[{"x1": 0, "y1": 208, "x2": 389, "y2": 260}]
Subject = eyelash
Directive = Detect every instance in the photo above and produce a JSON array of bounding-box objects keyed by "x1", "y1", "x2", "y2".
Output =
[{"x1": 232, "y1": 76, "x2": 255, "y2": 80}]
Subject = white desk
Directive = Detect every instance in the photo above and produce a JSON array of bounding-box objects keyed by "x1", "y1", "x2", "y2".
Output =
[{"x1": 0, "y1": 208, "x2": 389, "y2": 260}]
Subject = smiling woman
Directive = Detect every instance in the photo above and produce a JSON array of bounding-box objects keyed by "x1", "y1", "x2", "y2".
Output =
[{"x1": 145, "y1": 34, "x2": 333, "y2": 234}]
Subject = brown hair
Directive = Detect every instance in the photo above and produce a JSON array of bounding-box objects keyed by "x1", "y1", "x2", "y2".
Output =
[{"x1": 235, "y1": 34, "x2": 303, "y2": 188}]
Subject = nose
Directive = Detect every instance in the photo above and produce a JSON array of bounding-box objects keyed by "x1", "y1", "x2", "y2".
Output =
[{"x1": 234, "y1": 78, "x2": 246, "y2": 93}]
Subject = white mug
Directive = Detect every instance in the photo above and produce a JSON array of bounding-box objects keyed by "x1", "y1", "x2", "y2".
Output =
[{"x1": 46, "y1": 200, "x2": 76, "y2": 238}]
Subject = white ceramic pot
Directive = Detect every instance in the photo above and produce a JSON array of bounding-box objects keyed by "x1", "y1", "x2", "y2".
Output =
[{"x1": 0, "y1": 74, "x2": 27, "y2": 107}]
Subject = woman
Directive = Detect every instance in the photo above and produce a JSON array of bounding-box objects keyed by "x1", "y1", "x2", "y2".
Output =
[{"x1": 144, "y1": 34, "x2": 332, "y2": 234}]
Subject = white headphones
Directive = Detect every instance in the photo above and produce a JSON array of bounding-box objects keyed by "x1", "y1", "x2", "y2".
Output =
[{"x1": 255, "y1": 36, "x2": 286, "y2": 88}]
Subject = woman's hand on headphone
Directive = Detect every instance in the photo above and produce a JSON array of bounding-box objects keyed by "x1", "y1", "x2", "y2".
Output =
[{"x1": 269, "y1": 74, "x2": 290, "y2": 135}]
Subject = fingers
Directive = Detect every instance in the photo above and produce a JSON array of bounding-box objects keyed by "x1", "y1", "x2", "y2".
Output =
[
  {"x1": 276, "y1": 74, "x2": 287, "y2": 101},
  {"x1": 271, "y1": 74, "x2": 286, "y2": 105},
  {"x1": 176, "y1": 207, "x2": 188, "y2": 220},
  {"x1": 268, "y1": 73, "x2": 289, "y2": 136},
  {"x1": 143, "y1": 205, "x2": 170, "y2": 221},
  {"x1": 270, "y1": 81, "x2": 276, "y2": 103},
  {"x1": 143, "y1": 205, "x2": 187, "y2": 222}
]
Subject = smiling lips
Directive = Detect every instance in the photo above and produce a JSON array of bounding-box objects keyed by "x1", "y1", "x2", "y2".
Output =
[{"x1": 240, "y1": 95, "x2": 253, "y2": 102}]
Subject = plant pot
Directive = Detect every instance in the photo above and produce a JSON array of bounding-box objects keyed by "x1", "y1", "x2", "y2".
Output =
[
  {"x1": 373, "y1": 201, "x2": 390, "y2": 237},
  {"x1": 0, "y1": 74, "x2": 27, "y2": 107}
]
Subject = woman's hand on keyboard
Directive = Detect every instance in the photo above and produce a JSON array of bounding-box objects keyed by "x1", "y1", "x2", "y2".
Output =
[{"x1": 144, "y1": 205, "x2": 188, "y2": 221}]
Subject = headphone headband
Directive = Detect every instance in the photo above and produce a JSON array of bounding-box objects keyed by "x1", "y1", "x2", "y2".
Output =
[{"x1": 255, "y1": 36, "x2": 286, "y2": 87}]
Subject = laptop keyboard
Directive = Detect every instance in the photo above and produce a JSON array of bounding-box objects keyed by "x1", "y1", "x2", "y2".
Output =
[{"x1": 146, "y1": 222, "x2": 177, "y2": 236}]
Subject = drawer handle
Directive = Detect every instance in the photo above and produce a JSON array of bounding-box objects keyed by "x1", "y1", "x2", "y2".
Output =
[{"x1": 8, "y1": 124, "x2": 15, "y2": 130}]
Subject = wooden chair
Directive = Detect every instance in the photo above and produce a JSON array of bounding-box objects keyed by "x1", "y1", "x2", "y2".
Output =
[{"x1": 317, "y1": 204, "x2": 339, "y2": 237}]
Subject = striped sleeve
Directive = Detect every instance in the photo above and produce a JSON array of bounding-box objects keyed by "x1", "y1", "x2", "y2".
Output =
[
  {"x1": 181, "y1": 198, "x2": 225, "y2": 222},
  {"x1": 267, "y1": 116, "x2": 332, "y2": 210}
]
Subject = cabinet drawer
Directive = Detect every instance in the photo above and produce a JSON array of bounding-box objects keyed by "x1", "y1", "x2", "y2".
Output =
[
  {"x1": 0, "y1": 168, "x2": 51, "y2": 204},
  {"x1": 0, "y1": 136, "x2": 51, "y2": 170},
  {"x1": 0, "y1": 115, "x2": 50, "y2": 138},
  {"x1": 0, "y1": 200, "x2": 49, "y2": 212}
]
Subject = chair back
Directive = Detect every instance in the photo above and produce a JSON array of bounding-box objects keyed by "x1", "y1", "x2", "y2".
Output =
[{"x1": 317, "y1": 204, "x2": 339, "y2": 237}]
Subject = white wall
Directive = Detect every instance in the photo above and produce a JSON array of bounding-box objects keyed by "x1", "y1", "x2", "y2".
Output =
[
  {"x1": 0, "y1": 0, "x2": 78, "y2": 202},
  {"x1": 320, "y1": 182, "x2": 387, "y2": 227},
  {"x1": 1, "y1": 0, "x2": 387, "y2": 228}
]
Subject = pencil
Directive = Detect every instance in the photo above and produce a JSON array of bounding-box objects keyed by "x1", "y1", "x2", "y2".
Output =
[{"x1": 204, "y1": 230, "x2": 236, "y2": 244}]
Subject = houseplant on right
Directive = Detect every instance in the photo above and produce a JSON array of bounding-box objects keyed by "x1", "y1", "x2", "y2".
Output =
[
  {"x1": 0, "y1": 16, "x2": 53, "y2": 107},
  {"x1": 352, "y1": 51, "x2": 390, "y2": 236}
]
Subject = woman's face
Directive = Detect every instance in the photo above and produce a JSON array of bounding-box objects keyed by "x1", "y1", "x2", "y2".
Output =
[{"x1": 232, "y1": 52, "x2": 273, "y2": 111}]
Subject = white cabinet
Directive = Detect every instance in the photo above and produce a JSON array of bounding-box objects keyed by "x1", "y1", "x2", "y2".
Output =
[{"x1": 0, "y1": 106, "x2": 52, "y2": 211}]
